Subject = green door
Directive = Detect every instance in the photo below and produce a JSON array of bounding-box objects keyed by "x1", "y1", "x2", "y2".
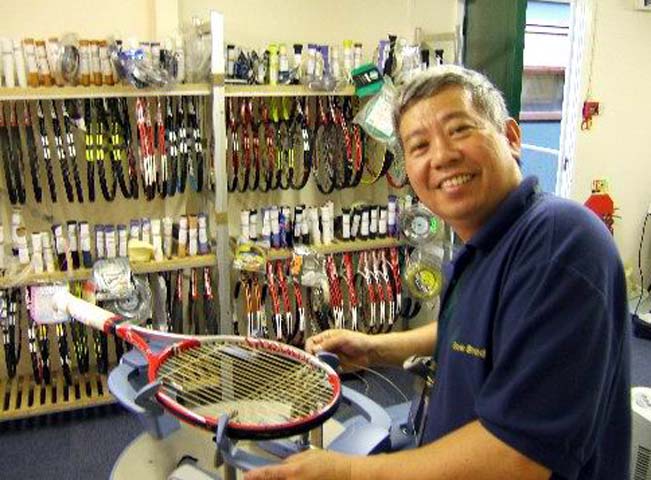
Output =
[{"x1": 463, "y1": 0, "x2": 527, "y2": 119}]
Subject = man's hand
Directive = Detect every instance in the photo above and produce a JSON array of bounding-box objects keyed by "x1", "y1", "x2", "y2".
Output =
[
  {"x1": 305, "y1": 329, "x2": 377, "y2": 371},
  {"x1": 243, "y1": 449, "x2": 353, "y2": 480}
]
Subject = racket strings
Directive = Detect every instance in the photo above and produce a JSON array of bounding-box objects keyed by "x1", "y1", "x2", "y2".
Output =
[
  {"x1": 156, "y1": 342, "x2": 334, "y2": 423},
  {"x1": 164, "y1": 345, "x2": 331, "y2": 413},
  {"x1": 162, "y1": 360, "x2": 325, "y2": 422},
  {"x1": 196, "y1": 347, "x2": 329, "y2": 406},
  {"x1": 160, "y1": 346, "x2": 330, "y2": 421}
]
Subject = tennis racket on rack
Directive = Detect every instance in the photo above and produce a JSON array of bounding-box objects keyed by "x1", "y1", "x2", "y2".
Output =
[{"x1": 49, "y1": 290, "x2": 341, "y2": 440}]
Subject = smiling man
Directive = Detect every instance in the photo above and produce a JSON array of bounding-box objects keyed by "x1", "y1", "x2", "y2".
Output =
[
  {"x1": 399, "y1": 76, "x2": 522, "y2": 242},
  {"x1": 245, "y1": 66, "x2": 630, "y2": 480}
]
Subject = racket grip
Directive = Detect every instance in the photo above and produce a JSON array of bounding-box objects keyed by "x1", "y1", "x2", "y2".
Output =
[
  {"x1": 316, "y1": 351, "x2": 340, "y2": 371},
  {"x1": 53, "y1": 291, "x2": 119, "y2": 332}
]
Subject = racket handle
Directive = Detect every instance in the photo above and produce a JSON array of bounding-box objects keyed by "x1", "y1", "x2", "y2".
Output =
[
  {"x1": 316, "y1": 351, "x2": 340, "y2": 371},
  {"x1": 52, "y1": 291, "x2": 119, "y2": 332}
]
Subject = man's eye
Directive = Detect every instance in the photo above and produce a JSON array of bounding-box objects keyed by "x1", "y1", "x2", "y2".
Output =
[
  {"x1": 450, "y1": 124, "x2": 472, "y2": 135},
  {"x1": 409, "y1": 142, "x2": 428, "y2": 154}
]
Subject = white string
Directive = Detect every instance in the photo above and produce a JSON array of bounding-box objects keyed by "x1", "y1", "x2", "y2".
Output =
[
  {"x1": 156, "y1": 341, "x2": 336, "y2": 424},
  {"x1": 348, "y1": 363, "x2": 410, "y2": 404}
]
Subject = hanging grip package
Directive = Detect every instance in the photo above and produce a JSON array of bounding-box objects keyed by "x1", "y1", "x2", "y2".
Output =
[{"x1": 353, "y1": 77, "x2": 400, "y2": 153}]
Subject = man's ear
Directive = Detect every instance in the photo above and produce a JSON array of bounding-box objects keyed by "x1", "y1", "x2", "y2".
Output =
[{"x1": 504, "y1": 118, "x2": 522, "y2": 161}]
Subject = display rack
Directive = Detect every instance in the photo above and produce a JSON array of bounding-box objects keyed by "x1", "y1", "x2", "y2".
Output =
[
  {"x1": 264, "y1": 238, "x2": 404, "y2": 261},
  {"x1": 224, "y1": 84, "x2": 355, "y2": 97},
  {"x1": 0, "y1": 9, "x2": 408, "y2": 422},
  {"x1": 0, "y1": 371, "x2": 114, "y2": 422},
  {"x1": 0, "y1": 84, "x2": 354, "y2": 101},
  {"x1": 0, "y1": 254, "x2": 217, "y2": 289},
  {"x1": 0, "y1": 83, "x2": 211, "y2": 101}
]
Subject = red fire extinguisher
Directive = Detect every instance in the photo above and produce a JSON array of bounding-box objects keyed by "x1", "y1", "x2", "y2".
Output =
[{"x1": 584, "y1": 179, "x2": 618, "y2": 235}]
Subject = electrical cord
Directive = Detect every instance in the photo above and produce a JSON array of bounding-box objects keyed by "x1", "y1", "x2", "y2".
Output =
[{"x1": 634, "y1": 212, "x2": 650, "y2": 317}]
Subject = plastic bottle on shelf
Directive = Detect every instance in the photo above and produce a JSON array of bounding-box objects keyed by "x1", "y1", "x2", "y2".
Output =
[
  {"x1": 90, "y1": 40, "x2": 102, "y2": 86},
  {"x1": 306, "y1": 44, "x2": 317, "y2": 79},
  {"x1": 435, "y1": 49, "x2": 444, "y2": 66},
  {"x1": 268, "y1": 44, "x2": 279, "y2": 85},
  {"x1": 111, "y1": 39, "x2": 123, "y2": 84},
  {"x1": 420, "y1": 49, "x2": 430, "y2": 70},
  {"x1": 35, "y1": 40, "x2": 53, "y2": 86},
  {"x1": 317, "y1": 45, "x2": 328, "y2": 80},
  {"x1": 292, "y1": 44, "x2": 303, "y2": 84},
  {"x1": 11, "y1": 210, "x2": 23, "y2": 258},
  {"x1": 23, "y1": 38, "x2": 38, "y2": 87},
  {"x1": 343, "y1": 39, "x2": 353, "y2": 80},
  {"x1": 330, "y1": 44, "x2": 341, "y2": 82},
  {"x1": 353, "y1": 42, "x2": 363, "y2": 69},
  {"x1": 79, "y1": 39, "x2": 91, "y2": 86},
  {"x1": 99, "y1": 40, "x2": 114, "y2": 86},
  {"x1": 151, "y1": 41, "x2": 161, "y2": 69},
  {"x1": 256, "y1": 48, "x2": 268, "y2": 85},
  {"x1": 139, "y1": 41, "x2": 151, "y2": 69},
  {"x1": 226, "y1": 44, "x2": 236, "y2": 78},
  {"x1": 413, "y1": 27, "x2": 430, "y2": 71},
  {"x1": 175, "y1": 35, "x2": 185, "y2": 84},
  {"x1": 45, "y1": 38, "x2": 62, "y2": 86},
  {"x1": 12, "y1": 39, "x2": 27, "y2": 88},
  {"x1": 42, "y1": 231, "x2": 55, "y2": 272},
  {"x1": 278, "y1": 43, "x2": 289, "y2": 83},
  {"x1": 2, "y1": 38, "x2": 16, "y2": 87}
]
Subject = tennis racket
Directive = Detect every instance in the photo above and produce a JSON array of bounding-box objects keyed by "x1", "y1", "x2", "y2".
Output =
[{"x1": 50, "y1": 290, "x2": 341, "y2": 440}]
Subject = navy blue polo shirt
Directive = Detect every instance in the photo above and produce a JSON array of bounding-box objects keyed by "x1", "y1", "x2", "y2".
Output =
[{"x1": 422, "y1": 177, "x2": 630, "y2": 479}]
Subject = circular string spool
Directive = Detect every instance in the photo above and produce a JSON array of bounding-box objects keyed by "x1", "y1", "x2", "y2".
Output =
[
  {"x1": 404, "y1": 249, "x2": 445, "y2": 301},
  {"x1": 106, "y1": 275, "x2": 153, "y2": 323},
  {"x1": 92, "y1": 258, "x2": 133, "y2": 301},
  {"x1": 400, "y1": 203, "x2": 444, "y2": 245},
  {"x1": 400, "y1": 204, "x2": 446, "y2": 302}
]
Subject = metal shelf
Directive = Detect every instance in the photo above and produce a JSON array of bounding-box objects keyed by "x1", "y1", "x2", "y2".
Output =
[{"x1": 0, "y1": 254, "x2": 217, "y2": 288}]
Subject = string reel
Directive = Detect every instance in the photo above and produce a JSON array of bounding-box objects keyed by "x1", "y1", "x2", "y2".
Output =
[{"x1": 400, "y1": 203, "x2": 446, "y2": 303}]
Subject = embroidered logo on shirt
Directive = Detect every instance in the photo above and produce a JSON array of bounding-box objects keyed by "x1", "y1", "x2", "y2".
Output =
[{"x1": 451, "y1": 341, "x2": 486, "y2": 359}]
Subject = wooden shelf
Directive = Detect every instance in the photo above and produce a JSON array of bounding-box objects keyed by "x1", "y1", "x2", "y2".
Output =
[
  {"x1": 0, "y1": 83, "x2": 211, "y2": 101},
  {"x1": 224, "y1": 84, "x2": 355, "y2": 97},
  {"x1": 0, "y1": 371, "x2": 114, "y2": 422},
  {"x1": 262, "y1": 237, "x2": 403, "y2": 261},
  {"x1": 0, "y1": 83, "x2": 356, "y2": 101},
  {"x1": 0, "y1": 254, "x2": 216, "y2": 288},
  {"x1": 130, "y1": 254, "x2": 216, "y2": 273}
]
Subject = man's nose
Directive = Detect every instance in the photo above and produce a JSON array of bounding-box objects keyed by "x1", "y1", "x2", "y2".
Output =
[{"x1": 430, "y1": 135, "x2": 460, "y2": 169}]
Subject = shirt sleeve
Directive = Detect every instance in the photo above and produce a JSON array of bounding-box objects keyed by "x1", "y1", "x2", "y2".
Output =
[{"x1": 475, "y1": 258, "x2": 624, "y2": 478}]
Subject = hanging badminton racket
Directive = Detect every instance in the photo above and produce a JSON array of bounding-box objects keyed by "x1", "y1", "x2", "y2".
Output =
[{"x1": 51, "y1": 291, "x2": 341, "y2": 440}]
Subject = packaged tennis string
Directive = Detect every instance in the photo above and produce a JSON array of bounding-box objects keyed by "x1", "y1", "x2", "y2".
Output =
[{"x1": 400, "y1": 203, "x2": 446, "y2": 303}]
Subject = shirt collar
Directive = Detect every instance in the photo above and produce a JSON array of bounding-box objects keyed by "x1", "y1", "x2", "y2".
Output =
[{"x1": 464, "y1": 176, "x2": 541, "y2": 252}]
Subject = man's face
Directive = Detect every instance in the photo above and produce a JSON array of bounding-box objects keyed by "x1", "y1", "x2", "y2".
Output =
[{"x1": 399, "y1": 86, "x2": 523, "y2": 241}]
